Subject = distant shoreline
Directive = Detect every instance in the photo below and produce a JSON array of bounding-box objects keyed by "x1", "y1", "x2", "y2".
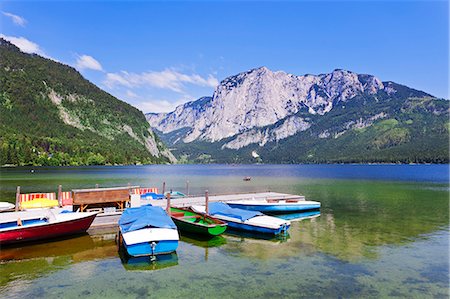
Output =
[{"x1": 2, "y1": 162, "x2": 449, "y2": 168}]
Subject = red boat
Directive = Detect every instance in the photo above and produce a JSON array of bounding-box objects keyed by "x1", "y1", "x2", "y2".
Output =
[{"x1": 0, "y1": 209, "x2": 98, "y2": 245}]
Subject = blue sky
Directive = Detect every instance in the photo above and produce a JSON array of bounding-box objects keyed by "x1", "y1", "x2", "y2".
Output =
[{"x1": 0, "y1": 1, "x2": 448, "y2": 113}]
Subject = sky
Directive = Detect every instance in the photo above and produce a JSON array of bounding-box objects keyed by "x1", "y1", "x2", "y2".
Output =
[{"x1": 0, "y1": 1, "x2": 448, "y2": 113}]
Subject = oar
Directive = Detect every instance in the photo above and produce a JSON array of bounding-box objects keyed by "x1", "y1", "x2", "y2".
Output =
[{"x1": 204, "y1": 190, "x2": 209, "y2": 221}]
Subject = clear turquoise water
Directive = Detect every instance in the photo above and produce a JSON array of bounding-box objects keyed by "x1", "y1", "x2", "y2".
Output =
[{"x1": 0, "y1": 165, "x2": 448, "y2": 298}]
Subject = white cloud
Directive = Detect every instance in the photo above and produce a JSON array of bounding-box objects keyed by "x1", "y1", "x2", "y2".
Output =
[
  {"x1": 0, "y1": 34, "x2": 43, "y2": 54},
  {"x1": 126, "y1": 90, "x2": 138, "y2": 98},
  {"x1": 75, "y1": 54, "x2": 103, "y2": 71},
  {"x1": 104, "y1": 68, "x2": 218, "y2": 93},
  {"x1": 135, "y1": 98, "x2": 190, "y2": 113},
  {"x1": 105, "y1": 72, "x2": 133, "y2": 88},
  {"x1": 2, "y1": 11, "x2": 27, "y2": 27}
]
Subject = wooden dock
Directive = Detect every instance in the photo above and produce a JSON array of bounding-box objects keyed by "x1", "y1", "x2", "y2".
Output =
[{"x1": 89, "y1": 191, "x2": 303, "y2": 229}]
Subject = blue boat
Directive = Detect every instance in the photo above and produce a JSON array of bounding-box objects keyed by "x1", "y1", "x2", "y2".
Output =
[
  {"x1": 227, "y1": 198, "x2": 320, "y2": 214},
  {"x1": 140, "y1": 192, "x2": 165, "y2": 200},
  {"x1": 192, "y1": 202, "x2": 290, "y2": 235},
  {"x1": 118, "y1": 205, "x2": 179, "y2": 257}
]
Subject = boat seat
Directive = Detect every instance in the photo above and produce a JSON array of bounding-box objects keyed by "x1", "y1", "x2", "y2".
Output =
[
  {"x1": 171, "y1": 212, "x2": 185, "y2": 218},
  {"x1": 183, "y1": 215, "x2": 202, "y2": 219}
]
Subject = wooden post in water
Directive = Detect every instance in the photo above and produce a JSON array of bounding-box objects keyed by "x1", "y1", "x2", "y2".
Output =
[
  {"x1": 166, "y1": 193, "x2": 171, "y2": 215},
  {"x1": 205, "y1": 190, "x2": 209, "y2": 214},
  {"x1": 58, "y1": 185, "x2": 62, "y2": 207},
  {"x1": 186, "y1": 180, "x2": 190, "y2": 196},
  {"x1": 162, "y1": 182, "x2": 166, "y2": 195},
  {"x1": 15, "y1": 186, "x2": 20, "y2": 211}
]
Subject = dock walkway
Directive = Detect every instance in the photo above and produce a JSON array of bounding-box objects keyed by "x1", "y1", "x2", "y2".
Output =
[{"x1": 89, "y1": 191, "x2": 302, "y2": 230}]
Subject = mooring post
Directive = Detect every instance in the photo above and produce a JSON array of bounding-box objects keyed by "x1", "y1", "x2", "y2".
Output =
[
  {"x1": 186, "y1": 180, "x2": 190, "y2": 196},
  {"x1": 205, "y1": 190, "x2": 209, "y2": 214},
  {"x1": 15, "y1": 186, "x2": 20, "y2": 211},
  {"x1": 58, "y1": 185, "x2": 62, "y2": 207},
  {"x1": 166, "y1": 193, "x2": 171, "y2": 215}
]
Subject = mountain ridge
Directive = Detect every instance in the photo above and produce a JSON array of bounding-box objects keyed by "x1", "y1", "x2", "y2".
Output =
[{"x1": 147, "y1": 66, "x2": 448, "y2": 164}]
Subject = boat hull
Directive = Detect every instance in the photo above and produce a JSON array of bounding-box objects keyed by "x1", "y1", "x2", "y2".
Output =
[
  {"x1": 120, "y1": 227, "x2": 179, "y2": 257},
  {"x1": 0, "y1": 213, "x2": 97, "y2": 245},
  {"x1": 224, "y1": 219, "x2": 290, "y2": 235},
  {"x1": 0, "y1": 202, "x2": 15, "y2": 212},
  {"x1": 227, "y1": 202, "x2": 320, "y2": 213},
  {"x1": 171, "y1": 217, "x2": 227, "y2": 236},
  {"x1": 123, "y1": 239, "x2": 179, "y2": 257},
  {"x1": 170, "y1": 207, "x2": 227, "y2": 237}
]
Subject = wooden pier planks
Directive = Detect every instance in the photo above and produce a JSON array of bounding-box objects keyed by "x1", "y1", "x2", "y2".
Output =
[{"x1": 72, "y1": 186, "x2": 139, "y2": 212}]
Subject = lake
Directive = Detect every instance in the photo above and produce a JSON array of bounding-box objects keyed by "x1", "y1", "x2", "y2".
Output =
[{"x1": 0, "y1": 164, "x2": 449, "y2": 298}]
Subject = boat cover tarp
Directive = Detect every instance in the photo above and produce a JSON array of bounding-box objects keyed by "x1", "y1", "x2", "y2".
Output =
[
  {"x1": 208, "y1": 202, "x2": 263, "y2": 221},
  {"x1": 119, "y1": 205, "x2": 176, "y2": 233},
  {"x1": 141, "y1": 192, "x2": 164, "y2": 199}
]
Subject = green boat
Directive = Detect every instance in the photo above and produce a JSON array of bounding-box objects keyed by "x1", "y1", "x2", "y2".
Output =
[{"x1": 169, "y1": 207, "x2": 227, "y2": 237}]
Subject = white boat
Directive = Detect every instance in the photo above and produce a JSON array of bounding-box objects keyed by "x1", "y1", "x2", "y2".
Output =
[
  {"x1": 0, "y1": 202, "x2": 15, "y2": 212},
  {"x1": 118, "y1": 205, "x2": 179, "y2": 257},
  {"x1": 227, "y1": 197, "x2": 320, "y2": 214},
  {"x1": 192, "y1": 202, "x2": 290, "y2": 235}
]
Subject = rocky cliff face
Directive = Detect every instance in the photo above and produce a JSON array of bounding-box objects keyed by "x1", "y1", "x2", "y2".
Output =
[{"x1": 147, "y1": 67, "x2": 430, "y2": 150}]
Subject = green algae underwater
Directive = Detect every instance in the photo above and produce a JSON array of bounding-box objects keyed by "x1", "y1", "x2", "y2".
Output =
[{"x1": 0, "y1": 164, "x2": 448, "y2": 298}]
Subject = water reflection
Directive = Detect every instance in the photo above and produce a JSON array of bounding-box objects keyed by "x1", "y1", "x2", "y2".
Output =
[
  {"x1": 0, "y1": 232, "x2": 117, "y2": 287},
  {"x1": 0, "y1": 166, "x2": 448, "y2": 298},
  {"x1": 224, "y1": 229, "x2": 290, "y2": 242},
  {"x1": 275, "y1": 210, "x2": 321, "y2": 221},
  {"x1": 118, "y1": 250, "x2": 179, "y2": 272},
  {"x1": 180, "y1": 234, "x2": 227, "y2": 248}
]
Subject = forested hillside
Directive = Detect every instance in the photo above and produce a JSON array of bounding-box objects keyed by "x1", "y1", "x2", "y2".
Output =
[{"x1": 0, "y1": 39, "x2": 175, "y2": 166}]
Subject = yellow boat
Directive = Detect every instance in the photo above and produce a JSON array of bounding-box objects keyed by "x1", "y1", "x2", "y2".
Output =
[{"x1": 21, "y1": 198, "x2": 59, "y2": 209}]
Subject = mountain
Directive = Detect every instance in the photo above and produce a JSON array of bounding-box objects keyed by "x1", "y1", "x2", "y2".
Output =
[
  {"x1": 0, "y1": 38, "x2": 176, "y2": 166},
  {"x1": 147, "y1": 67, "x2": 449, "y2": 163}
]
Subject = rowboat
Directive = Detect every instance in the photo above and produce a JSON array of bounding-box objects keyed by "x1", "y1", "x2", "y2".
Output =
[
  {"x1": 0, "y1": 209, "x2": 98, "y2": 245},
  {"x1": 227, "y1": 197, "x2": 320, "y2": 214},
  {"x1": 167, "y1": 191, "x2": 186, "y2": 198},
  {"x1": 0, "y1": 202, "x2": 15, "y2": 212},
  {"x1": 118, "y1": 205, "x2": 179, "y2": 257},
  {"x1": 170, "y1": 207, "x2": 227, "y2": 237},
  {"x1": 192, "y1": 202, "x2": 290, "y2": 235}
]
